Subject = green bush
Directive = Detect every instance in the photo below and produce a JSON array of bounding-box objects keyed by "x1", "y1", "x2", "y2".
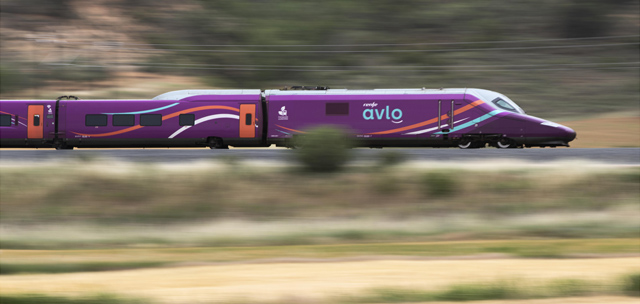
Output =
[
  {"x1": 422, "y1": 171, "x2": 456, "y2": 198},
  {"x1": 293, "y1": 126, "x2": 353, "y2": 173},
  {"x1": 622, "y1": 273, "x2": 640, "y2": 297},
  {"x1": 377, "y1": 151, "x2": 407, "y2": 168}
]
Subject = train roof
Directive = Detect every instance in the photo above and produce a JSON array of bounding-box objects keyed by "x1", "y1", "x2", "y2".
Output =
[
  {"x1": 264, "y1": 88, "x2": 470, "y2": 96},
  {"x1": 150, "y1": 88, "x2": 502, "y2": 101},
  {"x1": 153, "y1": 89, "x2": 262, "y2": 100}
]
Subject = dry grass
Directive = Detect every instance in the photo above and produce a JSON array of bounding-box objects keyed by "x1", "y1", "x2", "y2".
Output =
[
  {"x1": 1, "y1": 258, "x2": 638, "y2": 303},
  {"x1": 2, "y1": 239, "x2": 638, "y2": 266},
  {"x1": 562, "y1": 113, "x2": 640, "y2": 148}
]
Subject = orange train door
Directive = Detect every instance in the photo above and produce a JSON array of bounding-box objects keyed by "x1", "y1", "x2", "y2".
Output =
[
  {"x1": 27, "y1": 105, "x2": 44, "y2": 139},
  {"x1": 239, "y1": 104, "x2": 256, "y2": 138}
]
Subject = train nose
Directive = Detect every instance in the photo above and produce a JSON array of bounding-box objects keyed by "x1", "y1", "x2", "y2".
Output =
[{"x1": 565, "y1": 127, "x2": 576, "y2": 142}]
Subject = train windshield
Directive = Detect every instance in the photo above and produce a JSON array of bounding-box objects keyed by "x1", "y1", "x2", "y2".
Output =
[
  {"x1": 491, "y1": 94, "x2": 525, "y2": 114},
  {"x1": 492, "y1": 98, "x2": 518, "y2": 113}
]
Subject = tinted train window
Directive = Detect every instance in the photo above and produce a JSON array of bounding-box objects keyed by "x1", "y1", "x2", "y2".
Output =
[
  {"x1": 0, "y1": 114, "x2": 11, "y2": 126},
  {"x1": 179, "y1": 114, "x2": 195, "y2": 126},
  {"x1": 113, "y1": 114, "x2": 135, "y2": 126},
  {"x1": 326, "y1": 103, "x2": 349, "y2": 116},
  {"x1": 492, "y1": 98, "x2": 517, "y2": 113},
  {"x1": 86, "y1": 114, "x2": 107, "y2": 126},
  {"x1": 140, "y1": 114, "x2": 162, "y2": 126}
]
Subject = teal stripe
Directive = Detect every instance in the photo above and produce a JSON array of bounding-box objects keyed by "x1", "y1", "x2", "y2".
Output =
[
  {"x1": 103, "y1": 103, "x2": 179, "y2": 115},
  {"x1": 435, "y1": 110, "x2": 504, "y2": 134}
]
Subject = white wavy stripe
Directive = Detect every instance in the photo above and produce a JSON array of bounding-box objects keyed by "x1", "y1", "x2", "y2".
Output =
[
  {"x1": 168, "y1": 114, "x2": 239, "y2": 139},
  {"x1": 403, "y1": 118, "x2": 469, "y2": 135}
]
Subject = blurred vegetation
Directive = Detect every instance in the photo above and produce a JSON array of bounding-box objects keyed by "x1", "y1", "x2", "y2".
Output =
[
  {"x1": 0, "y1": 294, "x2": 148, "y2": 304},
  {"x1": 0, "y1": 0, "x2": 76, "y2": 19},
  {"x1": 293, "y1": 126, "x2": 353, "y2": 172},
  {"x1": 0, "y1": 0, "x2": 638, "y2": 118},
  {"x1": 623, "y1": 273, "x2": 640, "y2": 297},
  {"x1": 0, "y1": 261, "x2": 167, "y2": 275},
  {"x1": 2, "y1": 239, "x2": 637, "y2": 271},
  {"x1": 421, "y1": 171, "x2": 457, "y2": 198},
  {"x1": 348, "y1": 275, "x2": 640, "y2": 303},
  {"x1": 0, "y1": 163, "x2": 637, "y2": 224},
  {"x1": 0, "y1": 62, "x2": 109, "y2": 94},
  {"x1": 2, "y1": 273, "x2": 637, "y2": 304},
  {"x1": 0, "y1": 162, "x2": 637, "y2": 248}
]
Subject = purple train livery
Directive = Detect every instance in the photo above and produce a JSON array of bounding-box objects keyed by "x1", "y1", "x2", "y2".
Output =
[{"x1": 0, "y1": 87, "x2": 576, "y2": 149}]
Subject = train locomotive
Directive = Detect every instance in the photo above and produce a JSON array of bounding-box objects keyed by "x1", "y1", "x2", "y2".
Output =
[{"x1": 0, "y1": 87, "x2": 576, "y2": 149}]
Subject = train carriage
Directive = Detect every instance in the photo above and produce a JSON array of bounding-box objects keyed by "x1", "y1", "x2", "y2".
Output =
[
  {"x1": 0, "y1": 90, "x2": 265, "y2": 149},
  {"x1": 265, "y1": 88, "x2": 576, "y2": 148}
]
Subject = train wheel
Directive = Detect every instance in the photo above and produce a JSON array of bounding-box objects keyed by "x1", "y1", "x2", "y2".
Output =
[
  {"x1": 208, "y1": 137, "x2": 228, "y2": 149},
  {"x1": 496, "y1": 138, "x2": 516, "y2": 149},
  {"x1": 458, "y1": 139, "x2": 476, "y2": 149}
]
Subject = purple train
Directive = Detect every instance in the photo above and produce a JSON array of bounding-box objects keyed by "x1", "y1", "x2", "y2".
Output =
[{"x1": 0, "y1": 87, "x2": 576, "y2": 149}]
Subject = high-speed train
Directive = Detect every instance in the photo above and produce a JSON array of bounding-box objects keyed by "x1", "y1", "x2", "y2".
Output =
[{"x1": 0, "y1": 87, "x2": 576, "y2": 149}]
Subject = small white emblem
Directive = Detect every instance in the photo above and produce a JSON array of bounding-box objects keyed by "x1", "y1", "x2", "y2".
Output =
[{"x1": 278, "y1": 106, "x2": 288, "y2": 120}]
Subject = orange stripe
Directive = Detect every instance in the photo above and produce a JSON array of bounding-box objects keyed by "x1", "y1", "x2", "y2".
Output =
[
  {"x1": 72, "y1": 125, "x2": 144, "y2": 137},
  {"x1": 276, "y1": 125, "x2": 307, "y2": 134},
  {"x1": 368, "y1": 100, "x2": 484, "y2": 135},
  {"x1": 71, "y1": 105, "x2": 240, "y2": 138}
]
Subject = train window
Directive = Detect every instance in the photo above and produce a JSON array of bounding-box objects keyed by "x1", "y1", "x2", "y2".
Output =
[
  {"x1": 140, "y1": 114, "x2": 162, "y2": 126},
  {"x1": 86, "y1": 114, "x2": 107, "y2": 126},
  {"x1": 113, "y1": 114, "x2": 135, "y2": 126},
  {"x1": 0, "y1": 114, "x2": 11, "y2": 126},
  {"x1": 179, "y1": 114, "x2": 195, "y2": 126},
  {"x1": 326, "y1": 103, "x2": 349, "y2": 116},
  {"x1": 492, "y1": 98, "x2": 518, "y2": 113},
  {"x1": 245, "y1": 113, "x2": 252, "y2": 125}
]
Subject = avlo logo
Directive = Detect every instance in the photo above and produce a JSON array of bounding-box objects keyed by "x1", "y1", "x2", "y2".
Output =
[{"x1": 363, "y1": 106, "x2": 403, "y2": 124}]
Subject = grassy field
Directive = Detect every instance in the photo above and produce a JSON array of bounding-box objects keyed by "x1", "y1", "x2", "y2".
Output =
[
  {"x1": 0, "y1": 160, "x2": 638, "y2": 249},
  {"x1": 1, "y1": 161, "x2": 638, "y2": 224},
  {"x1": 1, "y1": 239, "x2": 638, "y2": 274},
  {"x1": 562, "y1": 112, "x2": 640, "y2": 148},
  {"x1": 1, "y1": 258, "x2": 638, "y2": 303},
  {"x1": 1, "y1": 157, "x2": 638, "y2": 303}
]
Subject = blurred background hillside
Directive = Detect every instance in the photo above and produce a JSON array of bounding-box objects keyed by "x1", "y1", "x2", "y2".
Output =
[{"x1": 1, "y1": 0, "x2": 638, "y2": 120}]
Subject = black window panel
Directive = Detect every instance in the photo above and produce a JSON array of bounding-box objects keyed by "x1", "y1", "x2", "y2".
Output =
[
  {"x1": 85, "y1": 114, "x2": 107, "y2": 126},
  {"x1": 0, "y1": 114, "x2": 11, "y2": 126},
  {"x1": 33, "y1": 115, "x2": 40, "y2": 126},
  {"x1": 245, "y1": 113, "x2": 252, "y2": 125},
  {"x1": 326, "y1": 103, "x2": 349, "y2": 116},
  {"x1": 140, "y1": 114, "x2": 162, "y2": 126},
  {"x1": 113, "y1": 114, "x2": 135, "y2": 126},
  {"x1": 179, "y1": 114, "x2": 195, "y2": 126}
]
